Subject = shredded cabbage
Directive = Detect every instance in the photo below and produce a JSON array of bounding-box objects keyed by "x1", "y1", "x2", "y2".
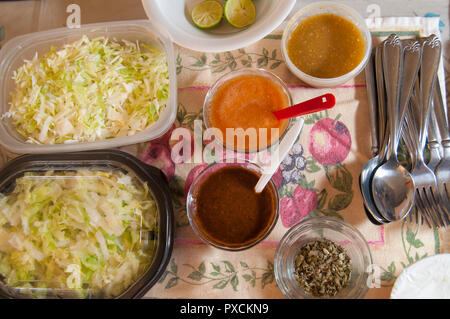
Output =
[
  {"x1": 0, "y1": 170, "x2": 158, "y2": 298},
  {"x1": 7, "y1": 36, "x2": 169, "y2": 144}
]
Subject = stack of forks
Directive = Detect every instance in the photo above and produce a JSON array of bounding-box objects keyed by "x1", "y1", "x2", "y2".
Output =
[
  {"x1": 404, "y1": 78, "x2": 449, "y2": 227},
  {"x1": 364, "y1": 34, "x2": 449, "y2": 228}
]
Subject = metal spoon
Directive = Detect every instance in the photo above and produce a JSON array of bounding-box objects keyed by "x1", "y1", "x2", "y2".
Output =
[
  {"x1": 375, "y1": 41, "x2": 389, "y2": 162},
  {"x1": 359, "y1": 45, "x2": 390, "y2": 224},
  {"x1": 365, "y1": 49, "x2": 379, "y2": 156},
  {"x1": 372, "y1": 35, "x2": 415, "y2": 222},
  {"x1": 395, "y1": 40, "x2": 421, "y2": 142},
  {"x1": 363, "y1": 40, "x2": 420, "y2": 223}
]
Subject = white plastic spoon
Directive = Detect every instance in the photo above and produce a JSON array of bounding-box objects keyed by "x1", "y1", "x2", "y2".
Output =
[{"x1": 254, "y1": 118, "x2": 304, "y2": 193}]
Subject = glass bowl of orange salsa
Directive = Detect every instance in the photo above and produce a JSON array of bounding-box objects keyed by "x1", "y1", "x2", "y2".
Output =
[
  {"x1": 203, "y1": 68, "x2": 293, "y2": 153},
  {"x1": 281, "y1": 1, "x2": 372, "y2": 88}
]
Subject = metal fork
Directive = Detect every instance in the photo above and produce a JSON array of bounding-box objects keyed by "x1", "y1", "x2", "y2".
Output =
[
  {"x1": 427, "y1": 101, "x2": 442, "y2": 172},
  {"x1": 433, "y1": 80, "x2": 450, "y2": 215},
  {"x1": 413, "y1": 120, "x2": 449, "y2": 225},
  {"x1": 406, "y1": 35, "x2": 447, "y2": 227},
  {"x1": 403, "y1": 109, "x2": 430, "y2": 227},
  {"x1": 404, "y1": 101, "x2": 432, "y2": 227},
  {"x1": 423, "y1": 95, "x2": 449, "y2": 225},
  {"x1": 408, "y1": 94, "x2": 444, "y2": 227}
]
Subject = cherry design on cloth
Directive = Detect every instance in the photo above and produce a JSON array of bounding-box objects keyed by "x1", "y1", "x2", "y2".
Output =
[{"x1": 140, "y1": 124, "x2": 177, "y2": 181}]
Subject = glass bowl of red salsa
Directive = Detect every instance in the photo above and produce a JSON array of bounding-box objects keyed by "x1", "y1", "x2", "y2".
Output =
[{"x1": 186, "y1": 161, "x2": 279, "y2": 251}]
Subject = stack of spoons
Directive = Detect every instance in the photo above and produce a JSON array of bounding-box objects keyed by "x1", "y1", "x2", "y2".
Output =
[{"x1": 360, "y1": 34, "x2": 449, "y2": 228}]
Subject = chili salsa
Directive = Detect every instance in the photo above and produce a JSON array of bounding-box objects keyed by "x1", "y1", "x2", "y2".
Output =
[
  {"x1": 192, "y1": 165, "x2": 277, "y2": 249},
  {"x1": 210, "y1": 74, "x2": 289, "y2": 152},
  {"x1": 287, "y1": 13, "x2": 365, "y2": 78}
]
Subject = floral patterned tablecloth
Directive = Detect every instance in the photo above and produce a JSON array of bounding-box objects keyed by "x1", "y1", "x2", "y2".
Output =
[
  {"x1": 0, "y1": 0, "x2": 449, "y2": 299},
  {"x1": 123, "y1": 17, "x2": 447, "y2": 299}
]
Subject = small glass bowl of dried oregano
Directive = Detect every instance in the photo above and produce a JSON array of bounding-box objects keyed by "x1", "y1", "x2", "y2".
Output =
[{"x1": 274, "y1": 216, "x2": 372, "y2": 299}]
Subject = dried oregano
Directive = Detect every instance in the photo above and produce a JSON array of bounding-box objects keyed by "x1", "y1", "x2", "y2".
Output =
[{"x1": 294, "y1": 239, "x2": 351, "y2": 297}]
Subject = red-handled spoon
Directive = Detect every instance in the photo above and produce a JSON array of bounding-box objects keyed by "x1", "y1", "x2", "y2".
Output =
[{"x1": 273, "y1": 93, "x2": 336, "y2": 121}]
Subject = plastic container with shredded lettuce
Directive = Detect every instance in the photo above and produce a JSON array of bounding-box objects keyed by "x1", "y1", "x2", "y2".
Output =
[
  {"x1": 0, "y1": 169, "x2": 158, "y2": 298},
  {"x1": 0, "y1": 20, "x2": 177, "y2": 154},
  {"x1": 0, "y1": 150, "x2": 174, "y2": 299},
  {"x1": 8, "y1": 36, "x2": 169, "y2": 145}
]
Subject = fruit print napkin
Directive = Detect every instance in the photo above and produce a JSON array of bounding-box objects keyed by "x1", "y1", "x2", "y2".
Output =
[{"x1": 120, "y1": 16, "x2": 445, "y2": 299}]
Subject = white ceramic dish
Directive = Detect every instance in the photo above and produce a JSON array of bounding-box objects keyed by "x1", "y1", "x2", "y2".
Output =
[
  {"x1": 0, "y1": 20, "x2": 177, "y2": 154},
  {"x1": 281, "y1": 1, "x2": 371, "y2": 88},
  {"x1": 141, "y1": 0, "x2": 296, "y2": 52},
  {"x1": 391, "y1": 254, "x2": 450, "y2": 299}
]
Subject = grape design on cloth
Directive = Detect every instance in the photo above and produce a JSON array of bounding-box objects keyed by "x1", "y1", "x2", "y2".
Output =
[{"x1": 280, "y1": 143, "x2": 307, "y2": 186}]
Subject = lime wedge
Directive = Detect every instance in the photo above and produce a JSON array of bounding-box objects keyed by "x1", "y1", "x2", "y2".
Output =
[
  {"x1": 224, "y1": 0, "x2": 256, "y2": 28},
  {"x1": 191, "y1": 1, "x2": 224, "y2": 30}
]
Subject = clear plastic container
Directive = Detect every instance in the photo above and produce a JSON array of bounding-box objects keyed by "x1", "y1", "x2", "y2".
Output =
[
  {"x1": 0, "y1": 150, "x2": 174, "y2": 299},
  {"x1": 0, "y1": 20, "x2": 177, "y2": 154},
  {"x1": 281, "y1": 2, "x2": 372, "y2": 88}
]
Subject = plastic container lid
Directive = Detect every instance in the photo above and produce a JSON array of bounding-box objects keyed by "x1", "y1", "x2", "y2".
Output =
[
  {"x1": 0, "y1": 20, "x2": 177, "y2": 154},
  {"x1": 0, "y1": 150, "x2": 174, "y2": 299}
]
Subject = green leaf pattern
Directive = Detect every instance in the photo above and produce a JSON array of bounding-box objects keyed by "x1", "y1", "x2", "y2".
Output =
[
  {"x1": 379, "y1": 222, "x2": 430, "y2": 286},
  {"x1": 175, "y1": 48, "x2": 284, "y2": 75},
  {"x1": 158, "y1": 259, "x2": 275, "y2": 291}
]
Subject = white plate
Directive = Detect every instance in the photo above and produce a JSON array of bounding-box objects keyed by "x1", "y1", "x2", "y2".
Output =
[
  {"x1": 391, "y1": 254, "x2": 450, "y2": 299},
  {"x1": 141, "y1": 0, "x2": 296, "y2": 52}
]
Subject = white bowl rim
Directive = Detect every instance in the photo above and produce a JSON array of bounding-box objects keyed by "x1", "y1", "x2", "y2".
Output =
[
  {"x1": 141, "y1": 0, "x2": 296, "y2": 52},
  {"x1": 390, "y1": 254, "x2": 450, "y2": 299}
]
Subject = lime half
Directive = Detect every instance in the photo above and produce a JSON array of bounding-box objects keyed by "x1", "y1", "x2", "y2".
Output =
[
  {"x1": 224, "y1": 0, "x2": 256, "y2": 28},
  {"x1": 191, "y1": 1, "x2": 224, "y2": 30}
]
